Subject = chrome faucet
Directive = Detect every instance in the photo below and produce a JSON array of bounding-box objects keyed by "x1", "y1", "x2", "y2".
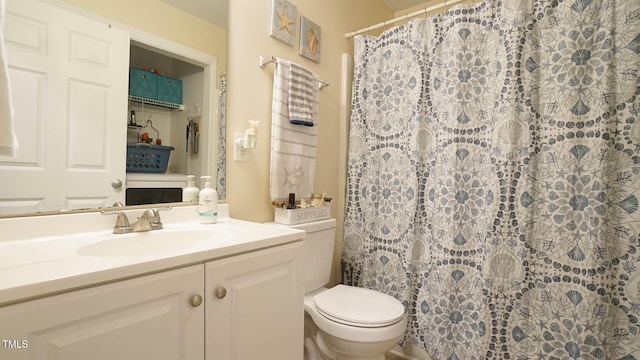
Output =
[
  {"x1": 132, "y1": 209, "x2": 155, "y2": 232},
  {"x1": 101, "y1": 204, "x2": 171, "y2": 234}
]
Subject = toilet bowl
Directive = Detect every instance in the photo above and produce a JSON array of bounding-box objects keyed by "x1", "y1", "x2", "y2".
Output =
[
  {"x1": 275, "y1": 219, "x2": 407, "y2": 360},
  {"x1": 304, "y1": 286, "x2": 407, "y2": 360}
]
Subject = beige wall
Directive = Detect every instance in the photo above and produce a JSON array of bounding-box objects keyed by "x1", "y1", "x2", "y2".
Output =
[
  {"x1": 226, "y1": 0, "x2": 391, "y2": 223},
  {"x1": 226, "y1": 0, "x2": 391, "y2": 285}
]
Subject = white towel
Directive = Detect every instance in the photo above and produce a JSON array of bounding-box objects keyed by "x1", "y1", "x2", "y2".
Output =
[
  {"x1": 0, "y1": 0, "x2": 17, "y2": 157},
  {"x1": 270, "y1": 58, "x2": 319, "y2": 200},
  {"x1": 288, "y1": 61, "x2": 318, "y2": 126}
]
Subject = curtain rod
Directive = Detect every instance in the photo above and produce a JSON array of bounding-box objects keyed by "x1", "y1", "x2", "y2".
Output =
[{"x1": 345, "y1": 0, "x2": 467, "y2": 39}]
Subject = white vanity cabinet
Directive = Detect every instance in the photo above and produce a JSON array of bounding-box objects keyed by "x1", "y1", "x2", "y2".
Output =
[
  {"x1": 0, "y1": 265, "x2": 205, "y2": 360},
  {"x1": 0, "y1": 239, "x2": 304, "y2": 360},
  {"x1": 205, "y1": 241, "x2": 305, "y2": 360}
]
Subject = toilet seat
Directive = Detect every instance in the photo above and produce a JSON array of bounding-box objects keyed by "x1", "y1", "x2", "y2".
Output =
[{"x1": 313, "y1": 285, "x2": 405, "y2": 328}]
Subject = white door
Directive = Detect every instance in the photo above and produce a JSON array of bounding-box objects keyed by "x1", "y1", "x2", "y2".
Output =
[
  {"x1": 0, "y1": 0, "x2": 129, "y2": 215},
  {"x1": 205, "y1": 243, "x2": 305, "y2": 360},
  {"x1": 0, "y1": 265, "x2": 205, "y2": 360}
]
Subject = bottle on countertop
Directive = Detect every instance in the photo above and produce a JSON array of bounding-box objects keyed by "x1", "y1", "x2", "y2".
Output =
[
  {"x1": 198, "y1": 176, "x2": 217, "y2": 224},
  {"x1": 286, "y1": 193, "x2": 296, "y2": 209},
  {"x1": 182, "y1": 175, "x2": 199, "y2": 203}
]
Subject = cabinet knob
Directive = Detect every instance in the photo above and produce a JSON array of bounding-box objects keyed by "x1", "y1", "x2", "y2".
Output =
[
  {"x1": 190, "y1": 294, "x2": 203, "y2": 307},
  {"x1": 215, "y1": 287, "x2": 227, "y2": 299},
  {"x1": 111, "y1": 179, "x2": 123, "y2": 188}
]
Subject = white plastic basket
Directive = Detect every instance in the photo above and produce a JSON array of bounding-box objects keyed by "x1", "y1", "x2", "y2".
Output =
[{"x1": 274, "y1": 204, "x2": 331, "y2": 225}]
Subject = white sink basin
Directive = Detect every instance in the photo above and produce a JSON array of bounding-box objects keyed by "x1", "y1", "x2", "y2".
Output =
[{"x1": 77, "y1": 228, "x2": 234, "y2": 257}]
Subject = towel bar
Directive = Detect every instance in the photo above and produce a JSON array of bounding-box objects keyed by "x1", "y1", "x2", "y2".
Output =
[{"x1": 259, "y1": 55, "x2": 330, "y2": 90}]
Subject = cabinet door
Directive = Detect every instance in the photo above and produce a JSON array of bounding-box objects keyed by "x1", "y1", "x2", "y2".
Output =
[
  {"x1": 206, "y1": 242, "x2": 305, "y2": 360},
  {"x1": 0, "y1": 265, "x2": 204, "y2": 360},
  {"x1": 0, "y1": 0, "x2": 129, "y2": 215}
]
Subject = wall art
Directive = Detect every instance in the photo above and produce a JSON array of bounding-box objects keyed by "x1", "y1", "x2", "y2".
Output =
[
  {"x1": 299, "y1": 16, "x2": 321, "y2": 63},
  {"x1": 270, "y1": 0, "x2": 297, "y2": 46}
]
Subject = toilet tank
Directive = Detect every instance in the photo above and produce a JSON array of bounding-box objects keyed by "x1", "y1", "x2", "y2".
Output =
[{"x1": 287, "y1": 218, "x2": 336, "y2": 293}]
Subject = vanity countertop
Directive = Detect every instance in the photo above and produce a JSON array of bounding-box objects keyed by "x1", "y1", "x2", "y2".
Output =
[{"x1": 0, "y1": 204, "x2": 305, "y2": 306}]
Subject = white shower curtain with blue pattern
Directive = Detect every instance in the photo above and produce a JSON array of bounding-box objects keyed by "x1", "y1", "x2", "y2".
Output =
[{"x1": 343, "y1": 0, "x2": 640, "y2": 358}]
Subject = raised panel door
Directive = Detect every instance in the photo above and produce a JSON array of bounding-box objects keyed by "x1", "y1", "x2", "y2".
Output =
[
  {"x1": 0, "y1": 0, "x2": 129, "y2": 215},
  {"x1": 205, "y1": 242, "x2": 305, "y2": 360},
  {"x1": 0, "y1": 265, "x2": 204, "y2": 360}
]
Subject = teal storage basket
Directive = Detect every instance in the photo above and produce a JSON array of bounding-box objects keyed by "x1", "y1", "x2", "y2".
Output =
[
  {"x1": 129, "y1": 68, "x2": 158, "y2": 99},
  {"x1": 157, "y1": 75, "x2": 182, "y2": 104},
  {"x1": 126, "y1": 143, "x2": 174, "y2": 173}
]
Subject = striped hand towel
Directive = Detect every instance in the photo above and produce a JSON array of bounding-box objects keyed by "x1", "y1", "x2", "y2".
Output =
[
  {"x1": 270, "y1": 58, "x2": 319, "y2": 200},
  {"x1": 287, "y1": 61, "x2": 318, "y2": 127}
]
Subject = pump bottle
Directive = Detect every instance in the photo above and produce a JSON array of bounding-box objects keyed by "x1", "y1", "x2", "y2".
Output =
[
  {"x1": 182, "y1": 175, "x2": 199, "y2": 202},
  {"x1": 198, "y1": 176, "x2": 218, "y2": 224}
]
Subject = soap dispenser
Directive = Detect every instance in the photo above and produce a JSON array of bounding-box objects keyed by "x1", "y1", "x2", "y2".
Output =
[
  {"x1": 182, "y1": 175, "x2": 199, "y2": 202},
  {"x1": 198, "y1": 176, "x2": 218, "y2": 224}
]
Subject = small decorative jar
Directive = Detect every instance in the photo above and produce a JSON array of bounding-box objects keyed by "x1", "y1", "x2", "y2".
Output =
[{"x1": 310, "y1": 193, "x2": 324, "y2": 207}]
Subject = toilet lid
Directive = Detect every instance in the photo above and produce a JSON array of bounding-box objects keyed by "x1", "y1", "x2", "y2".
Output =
[{"x1": 314, "y1": 285, "x2": 405, "y2": 328}]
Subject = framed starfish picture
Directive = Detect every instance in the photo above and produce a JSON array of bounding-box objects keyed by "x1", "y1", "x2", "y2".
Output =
[
  {"x1": 299, "y1": 16, "x2": 321, "y2": 63},
  {"x1": 270, "y1": 0, "x2": 297, "y2": 46}
]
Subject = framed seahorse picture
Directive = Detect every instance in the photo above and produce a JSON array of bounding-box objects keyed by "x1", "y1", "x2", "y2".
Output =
[
  {"x1": 270, "y1": 0, "x2": 297, "y2": 46},
  {"x1": 299, "y1": 16, "x2": 321, "y2": 63}
]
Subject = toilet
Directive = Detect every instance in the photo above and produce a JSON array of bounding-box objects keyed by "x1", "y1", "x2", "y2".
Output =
[{"x1": 286, "y1": 219, "x2": 407, "y2": 360}]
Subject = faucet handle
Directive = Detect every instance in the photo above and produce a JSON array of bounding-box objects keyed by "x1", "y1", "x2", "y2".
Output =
[
  {"x1": 113, "y1": 213, "x2": 130, "y2": 228},
  {"x1": 101, "y1": 209, "x2": 132, "y2": 234},
  {"x1": 149, "y1": 207, "x2": 172, "y2": 230},
  {"x1": 101, "y1": 209, "x2": 129, "y2": 224},
  {"x1": 153, "y1": 206, "x2": 172, "y2": 214}
]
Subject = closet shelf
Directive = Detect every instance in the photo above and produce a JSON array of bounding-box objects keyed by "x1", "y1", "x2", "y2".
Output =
[{"x1": 128, "y1": 95, "x2": 185, "y2": 111}]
